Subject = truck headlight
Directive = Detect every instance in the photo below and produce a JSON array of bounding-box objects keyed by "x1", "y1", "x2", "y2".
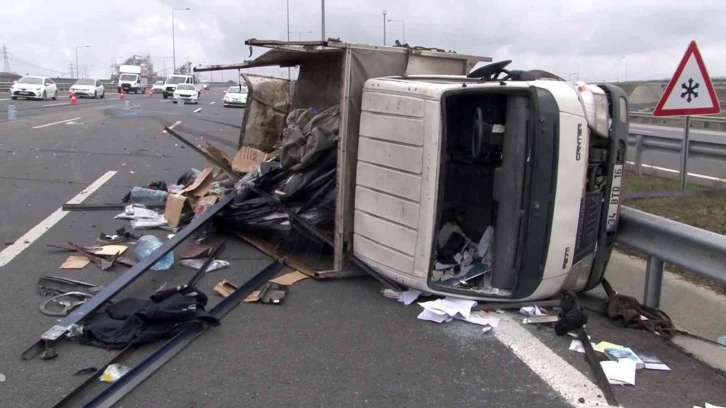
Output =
[{"x1": 575, "y1": 82, "x2": 610, "y2": 138}]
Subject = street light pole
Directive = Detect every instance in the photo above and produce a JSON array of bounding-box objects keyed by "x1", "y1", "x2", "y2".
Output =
[
  {"x1": 387, "y1": 19, "x2": 405, "y2": 43},
  {"x1": 382, "y1": 10, "x2": 387, "y2": 45},
  {"x1": 75, "y1": 45, "x2": 89, "y2": 80},
  {"x1": 321, "y1": 0, "x2": 325, "y2": 41},
  {"x1": 172, "y1": 8, "x2": 190, "y2": 74},
  {"x1": 287, "y1": 0, "x2": 291, "y2": 82}
]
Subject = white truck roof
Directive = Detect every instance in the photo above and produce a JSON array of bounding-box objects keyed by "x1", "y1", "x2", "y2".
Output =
[{"x1": 119, "y1": 65, "x2": 141, "y2": 74}]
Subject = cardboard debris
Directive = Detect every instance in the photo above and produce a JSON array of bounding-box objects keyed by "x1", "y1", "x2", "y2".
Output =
[
  {"x1": 232, "y1": 146, "x2": 267, "y2": 173},
  {"x1": 165, "y1": 167, "x2": 215, "y2": 227},
  {"x1": 594, "y1": 341, "x2": 623, "y2": 353},
  {"x1": 244, "y1": 290, "x2": 261, "y2": 303},
  {"x1": 180, "y1": 244, "x2": 212, "y2": 259},
  {"x1": 270, "y1": 271, "x2": 309, "y2": 286},
  {"x1": 92, "y1": 245, "x2": 128, "y2": 256},
  {"x1": 205, "y1": 143, "x2": 233, "y2": 167},
  {"x1": 214, "y1": 280, "x2": 237, "y2": 298},
  {"x1": 61, "y1": 255, "x2": 91, "y2": 269},
  {"x1": 164, "y1": 193, "x2": 188, "y2": 227}
]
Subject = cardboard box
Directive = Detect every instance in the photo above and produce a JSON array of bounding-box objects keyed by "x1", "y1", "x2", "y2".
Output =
[{"x1": 232, "y1": 146, "x2": 267, "y2": 173}]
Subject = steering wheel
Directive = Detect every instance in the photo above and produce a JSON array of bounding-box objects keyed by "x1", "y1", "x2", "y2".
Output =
[
  {"x1": 467, "y1": 60, "x2": 513, "y2": 81},
  {"x1": 471, "y1": 108, "x2": 492, "y2": 160}
]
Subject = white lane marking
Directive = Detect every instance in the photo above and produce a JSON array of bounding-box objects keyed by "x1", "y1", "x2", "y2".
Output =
[
  {"x1": 493, "y1": 315, "x2": 602, "y2": 407},
  {"x1": 122, "y1": 104, "x2": 141, "y2": 110},
  {"x1": 160, "y1": 100, "x2": 171, "y2": 103},
  {"x1": 0, "y1": 98, "x2": 9, "y2": 101},
  {"x1": 193, "y1": 107, "x2": 203, "y2": 113},
  {"x1": 626, "y1": 161, "x2": 726, "y2": 182},
  {"x1": 209, "y1": 101, "x2": 216, "y2": 105},
  {"x1": 43, "y1": 102, "x2": 70, "y2": 107},
  {"x1": 32, "y1": 117, "x2": 83, "y2": 129},
  {"x1": 162, "y1": 120, "x2": 182, "y2": 133},
  {"x1": 0, "y1": 171, "x2": 117, "y2": 267}
]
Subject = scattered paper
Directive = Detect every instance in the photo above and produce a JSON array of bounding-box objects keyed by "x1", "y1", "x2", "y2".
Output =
[
  {"x1": 419, "y1": 297, "x2": 476, "y2": 319},
  {"x1": 705, "y1": 404, "x2": 726, "y2": 408},
  {"x1": 180, "y1": 259, "x2": 230, "y2": 272},
  {"x1": 417, "y1": 309, "x2": 453, "y2": 323},
  {"x1": 600, "y1": 359, "x2": 636, "y2": 386},
  {"x1": 382, "y1": 289, "x2": 400, "y2": 299},
  {"x1": 604, "y1": 347, "x2": 645, "y2": 369},
  {"x1": 92, "y1": 245, "x2": 128, "y2": 256},
  {"x1": 519, "y1": 306, "x2": 546, "y2": 316},
  {"x1": 61, "y1": 255, "x2": 91, "y2": 269},
  {"x1": 0, "y1": 373, "x2": 5, "y2": 382},
  {"x1": 270, "y1": 271, "x2": 309, "y2": 286},
  {"x1": 481, "y1": 326, "x2": 493, "y2": 333},
  {"x1": 115, "y1": 206, "x2": 160, "y2": 220},
  {"x1": 399, "y1": 290, "x2": 422, "y2": 306},
  {"x1": 636, "y1": 352, "x2": 671, "y2": 371},
  {"x1": 100, "y1": 364, "x2": 130, "y2": 383},
  {"x1": 455, "y1": 311, "x2": 500, "y2": 328},
  {"x1": 568, "y1": 339, "x2": 597, "y2": 354},
  {"x1": 594, "y1": 341, "x2": 623, "y2": 353},
  {"x1": 130, "y1": 216, "x2": 169, "y2": 230},
  {"x1": 523, "y1": 315, "x2": 559, "y2": 324}
]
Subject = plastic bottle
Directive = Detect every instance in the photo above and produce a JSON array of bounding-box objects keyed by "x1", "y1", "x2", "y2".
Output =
[
  {"x1": 124, "y1": 99, "x2": 130, "y2": 109},
  {"x1": 178, "y1": 98, "x2": 185, "y2": 107},
  {"x1": 129, "y1": 187, "x2": 168, "y2": 205},
  {"x1": 7, "y1": 103, "x2": 17, "y2": 120},
  {"x1": 134, "y1": 235, "x2": 174, "y2": 271}
]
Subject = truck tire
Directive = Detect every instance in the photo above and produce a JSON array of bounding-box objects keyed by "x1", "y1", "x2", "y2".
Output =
[{"x1": 163, "y1": 94, "x2": 168, "y2": 99}]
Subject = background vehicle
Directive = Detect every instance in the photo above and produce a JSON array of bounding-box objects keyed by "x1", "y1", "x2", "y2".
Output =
[
  {"x1": 152, "y1": 81, "x2": 164, "y2": 93},
  {"x1": 118, "y1": 64, "x2": 147, "y2": 94},
  {"x1": 200, "y1": 82, "x2": 209, "y2": 91},
  {"x1": 163, "y1": 74, "x2": 197, "y2": 99},
  {"x1": 69, "y1": 79, "x2": 104, "y2": 98},
  {"x1": 9, "y1": 76, "x2": 58, "y2": 100},
  {"x1": 197, "y1": 41, "x2": 627, "y2": 301},
  {"x1": 223, "y1": 85, "x2": 247, "y2": 107},
  {"x1": 173, "y1": 83, "x2": 199, "y2": 104}
]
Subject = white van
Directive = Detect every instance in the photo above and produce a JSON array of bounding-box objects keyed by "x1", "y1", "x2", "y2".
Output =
[{"x1": 162, "y1": 75, "x2": 198, "y2": 99}]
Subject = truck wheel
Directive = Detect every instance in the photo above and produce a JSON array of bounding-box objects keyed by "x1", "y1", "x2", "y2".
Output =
[
  {"x1": 52, "y1": 90, "x2": 57, "y2": 100},
  {"x1": 163, "y1": 94, "x2": 168, "y2": 99},
  {"x1": 93, "y1": 91, "x2": 97, "y2": 99},
  {"x1": 11, "y1": 96, "x2": 17, "y2": 100},
  {"x1": 42, "y1": 91, "x2": 47, "y2": 101},
  {"x1": 101, "y1": 91, "x2": 105, "y2": 99}
]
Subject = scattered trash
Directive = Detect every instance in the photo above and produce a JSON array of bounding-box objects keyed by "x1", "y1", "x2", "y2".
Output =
[
  {"x1": 694, "y1": 403, "x2": 726, "y2": 408},
  {"x1": 215, "y1": 280, "x2": 237, "y2": 298},
  {"x1": 594, "y1": 341, "x2": 623, "y2": 353},
  {"x1": 455, "y1": 310, "x2": 500, "y2": 328},
  {"x1": 522, "y1": 315, "x2": 559, "y2": 324},
  {"x1": 115, "y1": 205, "x2": 161, "y2": 220},
  {"x1": 0, "y1": 373, "x2": 4, "y2": 382},
  {"x1": 180, "y1": 243, "x2": 212, "y2": 259},
  {"x1": 519, "y1": 306, "x2": 547, "y2": 316},
  {"x1": 134, "y1": 235, "x2": 174, "y2": 271},
  {"x1": 269, "y1": 271, "x2": 309, "y2": 286},
  {"x1": 605, "y1": 293, "x2": 675, "y2": 339},
  {"x1": 40, "y1": 292, "x2": 93, "y2": 316},
  {"x1": 91, "y1": 245, "x2": 128, "y2": 256},
  {"x1": 603, "y1": 347, "x2": 644, "y2": 369},
  {"x1": 600, "y1": 359, "x2": 636, "y2": 386},
  {"x1": 554, "y1": 290, "x2": 588, "y2": 336},
  {"x1": 8, "y1": 103, "x2": 17, "y2": 120},
  {"x1": 40, "y1": 348, "x2": 58, "y2": 360},
  {"x1": 414, "y1": 297, "x2": 498, "y2": 331},
  {"x1": 180, "y1": 259, "x2": 229, "y2": 273},
  {"x1": 717, "y1": 335, "x2": 726, "y2": 347},
  {"x1": 98, "y1": 227, "x2": 139, "y2": 244},
  {"x1": 569, "y1": 339, "x2": 588, "y2": 354},
  {"x1": 100, "y1": 364, "x2": 131, "y2": 383},
  {"x1": 37, "y1": 275, "x2": 103, "y2": 296},
  {"x1": 73, "y1": 367, "x2": 98, "y2": 376},
  {"x1": 60, "y1": 255, "x2": 91, "y2": 269},
  {"x1": 257, "y1": 282, "x2": 289, "y2": 304},
  {"x1": 127, "y1": 187, "x2": 168, "y2": 206}
]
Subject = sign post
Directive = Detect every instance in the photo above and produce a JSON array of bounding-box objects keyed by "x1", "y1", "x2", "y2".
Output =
[{"x1": 653, "y1": 41, "x2": 720, "y2": 190}]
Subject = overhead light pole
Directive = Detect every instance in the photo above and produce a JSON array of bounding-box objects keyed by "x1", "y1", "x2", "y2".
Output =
[
  {"x1": 387, "y1": 18, "x2": 405, "y2": 43},
  {"x1": 172, "y1": 7, "x2": 190, "y2": 74},
  {"x1": 321, "y1": 0, "x2": 325, "y2": 41},
  {"x1": 75, "y1": 45, "x2": 89, "y2": 79},
  {"x1": 382, "y1": 10, "x2": 387, "y2": 45}
]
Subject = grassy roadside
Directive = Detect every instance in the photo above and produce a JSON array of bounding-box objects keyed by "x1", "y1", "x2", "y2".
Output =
[{"x1": 621, "y1": 172, "x2": 726, "y2": 295}]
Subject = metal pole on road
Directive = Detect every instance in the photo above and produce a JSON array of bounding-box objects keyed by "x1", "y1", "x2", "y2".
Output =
[
  {"x1": 75, "y1": 45, "x2": 89, "y2": 80},
  {"x1": 635, "y1": 134, "x2": 644, "y2": 175},
  {"x1": 172, "y1": 8, "x2": 190, "y2": 74},
  {"x1": 680, "y1": 115, "x2": 691, "y2": 190},
  {"x1": 644, "y1": 256, "x2": 664, "y2": 308}
]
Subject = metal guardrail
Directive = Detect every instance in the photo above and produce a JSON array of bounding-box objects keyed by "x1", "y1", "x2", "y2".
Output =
[
  {"x1": 630, "y1": 112, "x2": 726, "y2": 124},
  {"x1": 0, "y1": 81, "x2": 117, "y2": 92},
  {"x1": 627, "y1": 132, "x2": 726, "y2": 177},
  {"x1": 615, "y1": 206, "x2": 726, "y2": 307}
]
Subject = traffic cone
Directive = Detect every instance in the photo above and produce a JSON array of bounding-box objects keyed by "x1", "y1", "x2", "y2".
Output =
[
  {"x1": 148, "y1": 88, "x2": 153, "y2": 96},
  {"x1": 119, "y1": 89, "x2": 125, "y2": 101},
  {"x1": 70, "y1": 89, "x2": 77, "y2": 105}
]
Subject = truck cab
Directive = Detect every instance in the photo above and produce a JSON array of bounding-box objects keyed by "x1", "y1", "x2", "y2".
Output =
[
  {"x1": 162, "y1": 75, "x2": 197, "y2": 99},
  {"x1": 117, "y1": 64, "x2": 146, "y2": 94}
]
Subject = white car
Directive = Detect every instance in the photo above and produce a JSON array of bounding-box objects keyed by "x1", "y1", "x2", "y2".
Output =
[
  {"x1": 69, "y1": 79, "x2": 105, "y2": 98},
  {"x1": 10, "y1": 76, "x2": 58, "y2": 100},
  {"x1": 173, "y1": 84, "x2": 199, "y2": 104},
  {"x1": 152, "y1": 81, "x2": 165, "y2": 93},
  {"x1": 223, "y1": 85, "x2": 248, "y2": 107}
]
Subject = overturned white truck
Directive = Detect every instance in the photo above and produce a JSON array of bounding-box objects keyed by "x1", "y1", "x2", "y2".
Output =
[{"x1": 196, "y1": 40, "x2": 628, "y2": 302}]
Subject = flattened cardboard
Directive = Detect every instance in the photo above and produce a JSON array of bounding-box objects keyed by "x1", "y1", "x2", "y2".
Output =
[
  {"x1": 205, "y1": 143, "x2": 233, "y2": 167},
  {"x1": 214, "y1": 280, "x2": 237, "y2": 298},
  {"x1": 92, "y1": 245, "x2": 128, "y2": 256},
  {"x1": 180, "y1": 244, "x2": 212, "y2": 259},
  {"x1": 232, "y1": 146, "x2": 267, "y2": 173},
  {"x1": 270, "y1": 271, "x2": 309, "y2": 286},
  {"x1": 164, "y1": 193, "x2": 188, "y2": 227},
  {"x1": 61, "y1": 255, "x2": 91, "y2": 269}
]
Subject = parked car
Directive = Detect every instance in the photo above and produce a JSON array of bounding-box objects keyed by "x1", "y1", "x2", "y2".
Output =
[
  {"x1": 173, "y1": 83, "x2": 199, "y2": 104},
  {"x1": 69, "y1": 78, "x2": 105, "y2": 98},
  {"x1": 223, "y1": 85, "x2": 248, "y2": 107},
  {"x1": 152, "y1": 81, "x2": 165, "y2": 93},
  {"x1": 10, "y1": 76, "x2": 58, "y2": 100}
]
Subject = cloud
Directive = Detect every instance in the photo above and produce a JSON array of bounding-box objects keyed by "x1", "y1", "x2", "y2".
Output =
[{"x1": 2, "y1": 0, "x2": 724, "y2": 83}]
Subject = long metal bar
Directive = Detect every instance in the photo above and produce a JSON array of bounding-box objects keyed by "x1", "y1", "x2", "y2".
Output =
[
  {"x1": 62, "y1": 203, "x2": 165, "y2": 211},
  {"x1": 22, "y1": 194, "x2": 236, "y2": 360},
  {"x1": 579, "y1": 327, "x2": 619, "y2": 407},
  {"x1": 163, "y1": 126, "x2": 241, "y2": 180},
  {"x1": 680, "y1": 115, "x2": 691, "y2": 190},
  {"x1": 634, "y1": 134, "x2": 643, "y2": 175},
  {"x1": 186, "y1": 241, "x2": 226, "y2": 287},
  {"x1": 644, "y1": 257, "x2": 664, "y2": 308},
  {"x1": 82, "y1": 260, "x2": 284, "y2": 408}
]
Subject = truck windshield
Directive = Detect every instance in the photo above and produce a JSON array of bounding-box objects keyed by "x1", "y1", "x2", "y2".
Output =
[
  {"x1": 165, "y1": 76, "x2": 188, "y2": 84},
  {"x1": 75, "y1": 79, "x2": 95, "y2": 86},
  {"x1": 120, "y1": 74, "x2": 137, "y2": 81},
  {"x1": 227, "y1": 86, "x2": 248, "y2": 94},
  {"x1": 176, "y1": 84, "x2": 196, "y2": 91}
]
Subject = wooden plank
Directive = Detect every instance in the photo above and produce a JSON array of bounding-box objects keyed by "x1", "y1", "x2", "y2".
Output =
[
  {"x1": 358, "y1": 137, "x2": 423, "y2": 174},
  {"x1": 356, "y1": 162, "x2": 421, "y2": 201},
  {"x1": 354, "y1": 210, "x2": 417, "y2": 256},
  {"x1": 354, "y1": 186, "x2": 420, "y2": 229},
  {"x1": 234, "y1": 233, "x2": 318, "y2": 278},
  {"x1": 362, "y1": 92, "x2": 424, "y2": 117},
  {"x1": 359, "y1": 112, "x2": 424, "y2": 146},
  {"x1": 353, "y1": 234, "x2": 414, "y2": 273}
]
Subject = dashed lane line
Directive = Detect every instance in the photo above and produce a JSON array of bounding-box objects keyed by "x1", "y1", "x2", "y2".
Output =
[{"x1": 32, "y1": 117, "x2": 83, "y2": 129}]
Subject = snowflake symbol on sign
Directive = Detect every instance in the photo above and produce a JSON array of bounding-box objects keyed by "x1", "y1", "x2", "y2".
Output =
[{"x1": 680, "y1": 78, "x2": 699, "y2": 103}]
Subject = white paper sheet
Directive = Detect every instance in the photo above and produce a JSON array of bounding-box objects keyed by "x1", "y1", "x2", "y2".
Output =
[
  {"x1": 455, "y1": 312, "x2": 500, "y2": 328},
  {"x1": 600, "y1": 359, "x2": 636, "y2": 386},
  {"x1": 399, "y1": 290, "x2": 422, "y2": 306},
  {"x1": 417, "y1": 309, "x2": 452, "y2": 323},
  {"x1": 519, "y1": 306, "x2": 546, "y2": 316}
]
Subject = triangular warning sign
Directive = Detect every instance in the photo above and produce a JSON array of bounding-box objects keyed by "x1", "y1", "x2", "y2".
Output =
[{"x1": 653, "y1": 41, "x2": 721, "y2": 117}]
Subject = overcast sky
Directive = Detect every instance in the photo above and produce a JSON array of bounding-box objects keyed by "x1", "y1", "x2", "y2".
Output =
[{"x1": 2, "y1": 0, "x2": 725, "y2": 82}]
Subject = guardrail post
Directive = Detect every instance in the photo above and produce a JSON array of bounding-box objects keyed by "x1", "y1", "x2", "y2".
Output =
[
  {"x1": 680, "y1": 116, "x2": 691, "y2": 190},
  {"x1": 644, "y1": 256, "x2": 664, "y2": 308},
  {"x1": 635, "y1": 134, "x2": 644, "y2": 175}
]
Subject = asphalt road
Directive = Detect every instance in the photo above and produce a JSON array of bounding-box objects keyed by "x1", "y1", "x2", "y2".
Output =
[
  {"x1": 0, "y1": 88, "x2": 724, "y2": 408},
  {"x1": 629, "y1": 123, "x2": 726, "y2": 182}
]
